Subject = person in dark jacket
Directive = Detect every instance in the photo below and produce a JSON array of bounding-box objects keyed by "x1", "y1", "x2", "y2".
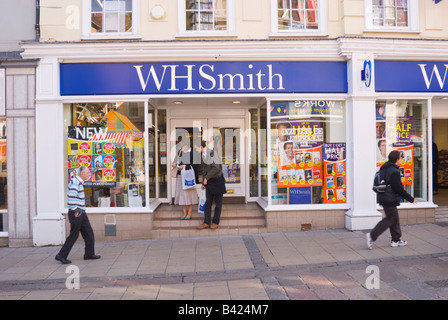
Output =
[
  {"x1": 367, "y1": 150, "x2": 418, "y2": 250},
  {"x1": 196, "y1": 140, "x2": 226, "y2": 230}
]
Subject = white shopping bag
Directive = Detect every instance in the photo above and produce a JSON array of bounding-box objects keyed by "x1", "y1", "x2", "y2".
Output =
[
  {"x1": 181, "y1": 167, "x2": 196, "y2": 190},
  {"x1": 198, "y1": 189, "x2": 206, "y2": 215}
]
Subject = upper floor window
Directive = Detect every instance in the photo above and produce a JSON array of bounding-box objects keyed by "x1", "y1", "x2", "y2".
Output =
[
  {"x1": 271, "y1": 0, "x2": 327, "y2": 36},
  {"x1": 82, "y1": 0, "x2": 141, "y2": 39},
  {"x1": 178, "y1": 0, "x2": 235, "y2": 37},
  {"x1": 365, "y1": 0, "x2": 419, "y2": 32}
]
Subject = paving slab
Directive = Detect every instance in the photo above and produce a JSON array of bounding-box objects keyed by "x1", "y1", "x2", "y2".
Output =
[{"x1": 0, "y1": 223, "x2": 447, "y2": 300}]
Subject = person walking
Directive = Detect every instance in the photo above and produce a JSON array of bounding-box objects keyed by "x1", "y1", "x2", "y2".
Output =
[
  {"x1": 55, "y1": 166, "x2": 101, "y2": 264},
  {"x1": 172, "y1": 142, "x2": 199, "y2": 220},
  {"x1": 197, "y1": 140, "x2": 226, "y2": 230},
  {"x1": 367, "y1": 150, "x2": 418, "y2": 250}
]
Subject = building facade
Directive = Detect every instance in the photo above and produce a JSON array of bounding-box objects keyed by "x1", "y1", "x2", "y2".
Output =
[
  {"x1": 11, "y1": 0, "x2": 448, "y2": 246},
  {"x1": 0, "y1": 0, "x2": 38, "y2": 247}
]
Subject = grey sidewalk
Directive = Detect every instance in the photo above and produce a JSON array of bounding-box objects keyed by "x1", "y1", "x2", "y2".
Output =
[{"x1": 0, "y1": 223, "x2": 447, "y2": 300}]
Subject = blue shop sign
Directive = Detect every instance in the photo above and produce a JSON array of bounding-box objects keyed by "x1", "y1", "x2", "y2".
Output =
[
  {"x1": 376, "y1": 61, "x2": 448, "y2": 92},
  {"x1": 60, "y1": 62, "x2": 347, "y2": 95}
]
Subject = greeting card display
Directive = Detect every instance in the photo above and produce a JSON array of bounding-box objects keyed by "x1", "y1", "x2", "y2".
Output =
[
  {"x1": 323, "y1": 143, "x2": 346, "y2": 204},
  {"x1": 68, "y1": 126, "x2": 117, "y2": 187}
]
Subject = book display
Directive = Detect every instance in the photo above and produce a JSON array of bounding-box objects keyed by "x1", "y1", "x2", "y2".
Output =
[
  {"x1": 67, "y1": 103, "x2": 145, "y2": 208},
  {"x1": 270, "y1": 100, "x2": 346, "y2": 205}
]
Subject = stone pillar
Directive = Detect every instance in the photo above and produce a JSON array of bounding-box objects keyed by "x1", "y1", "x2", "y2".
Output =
[
  {"x1": 344, "y1": 54, "x2": 382, "y2": 230},
  {"x1": 32, "y1": 58, "x2": 65, "y2": 246}
]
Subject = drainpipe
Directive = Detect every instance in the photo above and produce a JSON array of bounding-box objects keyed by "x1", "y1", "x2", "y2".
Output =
[{"x1": 35, "y1": 0, "x2": 40, "y2": 41}]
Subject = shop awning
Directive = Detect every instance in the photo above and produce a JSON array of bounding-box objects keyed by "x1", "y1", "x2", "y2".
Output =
[{"x1": 89, "y1": 132, "x2": 129, "y2": 144}]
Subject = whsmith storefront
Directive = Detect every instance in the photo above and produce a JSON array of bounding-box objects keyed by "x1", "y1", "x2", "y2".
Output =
[{"x1": 21, "y1": 39, "x2": 443, "y2": 246}]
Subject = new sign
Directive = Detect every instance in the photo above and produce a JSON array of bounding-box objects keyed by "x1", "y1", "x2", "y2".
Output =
[
  {"x1": 60, "y1": 62, "x2": 347, "y2": 95},
  {"x1": 376, "y1": 61, "x2": 448, "y2": 92}
]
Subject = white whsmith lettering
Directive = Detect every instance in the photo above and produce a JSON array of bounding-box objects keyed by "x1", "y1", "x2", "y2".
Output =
[{"x1": 133, "y1": 64, "x2": 285, "y2": 92}]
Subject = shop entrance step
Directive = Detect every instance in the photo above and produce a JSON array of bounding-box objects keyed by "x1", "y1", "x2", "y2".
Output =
[
  {"x1": 435, "y1": 206, "x2": 448, "y2": 223},
  {"x1": 151, "y1": 202, "x2": 267, "y2": 239}
]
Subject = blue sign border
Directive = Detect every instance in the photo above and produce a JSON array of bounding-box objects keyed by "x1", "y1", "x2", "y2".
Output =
[
  {"x1": 376, "y1": 61, "x2": 448, "y2": 92},
  {"x1": 60, "y1": 62, "x2": 347, "y2": 95}
]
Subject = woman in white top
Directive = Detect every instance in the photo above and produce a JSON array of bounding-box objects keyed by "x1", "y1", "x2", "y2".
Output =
[{"x1": 172, "y1": 143, "x2": 198, "y2": 219}]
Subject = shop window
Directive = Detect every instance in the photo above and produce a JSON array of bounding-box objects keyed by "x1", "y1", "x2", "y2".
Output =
[
  {"x1": 64, "y1": 102, "x2": 146, "y2": 208},
  {"x1": 271, "y1": 0, "x2": 327, "y2": 36},
  {"x1": 269, "y1": 100, "x2": 346, "y2": 205},
  {"x1": 375, "y1": 100, "x2": 428, "y2": 202},
  {"x1": 365, "y1": 0, "x2": 419, "y2": 32},
  {"x1": 178, "y1": 0, "x2": 235, "y2": 36},
  {"x1": 82, "y1": 0, "x2": 141, "y2": 39},
  {"x1": 0, "y1": 119, "x2": 6, "y2": 233}
]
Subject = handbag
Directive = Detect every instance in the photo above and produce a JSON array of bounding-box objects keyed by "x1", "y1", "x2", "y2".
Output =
[
  {"x1": 198, "y1": 189, "x2": 206, "y2": 215},
  {"x1": 170, "y1": 150, "x2": 182, "y2": 178},
  {"x1": 181, "y1": 167, "x2": 196, "y2": 190},
  {"x1": 170, "y1": 166, "x2": 178, "y2": 178}
]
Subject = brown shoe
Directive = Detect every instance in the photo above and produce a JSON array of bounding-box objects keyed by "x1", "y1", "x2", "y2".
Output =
[
  {"x1": 211, "y1": 223, "x2": 219, "y2": 229},
  {"x1": 197, "y1": 223, "x2": 210, "y2": 230}
]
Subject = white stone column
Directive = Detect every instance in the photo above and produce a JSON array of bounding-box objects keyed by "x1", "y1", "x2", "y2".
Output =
[
  {"x1": 32, "y1": 58, "x2": 66, "y2": 246},
  {"x1": 345, "y1": 54, "x2": 382, "y2": 230}
]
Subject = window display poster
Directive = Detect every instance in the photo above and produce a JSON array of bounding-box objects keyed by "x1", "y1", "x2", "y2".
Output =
[
  {"x1": 68, "y1": 126, "x2": 116, "y2": 187},
  {"x1": 323, "y1": 143, "x2": 346, "y2": 204},
  {"x1": 385, "y1": 116, "x2": 414, "y2": 142},
  {"x1": 374, "y1": 114, "x2": 414, "y2": 185},
  {"x1": 392, "y1": 142, "x2": 414, "y2": 185},
  {"x1": 277, "y1": 144, "x2": 323, "y2": 188}
]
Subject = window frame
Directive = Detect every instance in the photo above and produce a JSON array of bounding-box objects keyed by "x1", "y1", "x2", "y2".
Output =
[
  {"x1": 82, "y1": 0, "x2": 141, "y2": 40},
  {"x1": 364, "y1": 0, "x2": 419, "y2": 33},
  {"x1": 270, "y1": 0, "x2": 328, "y2": 37},
  {"x1": 374, "y1": 99, "x2": 428, "y2": 204},
  {"x1": 62, "y1": 100, "x2": 154, "y2": 213},
  {"x1": 266, "y1": 98, "x2": 349, "y2": 209},
  {"x1": 177, "y1": 0, "x2": 236, "y2": 38}
]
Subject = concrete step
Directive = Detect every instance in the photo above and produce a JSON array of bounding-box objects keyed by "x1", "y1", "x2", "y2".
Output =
[
  {"x1": 150, "y1": 225, "x2": 269, "y2": 239},
  {"x1": 153, "y1": 216, "x2": 266, "y2": 229},
  {"x1": 154, "y1": 203, "x2": 265, "y2": 219},
  {"x1": 152, "y1": 203, "x2": 266, "y2": 236},
  {"x1": 435, "y1": 206, "x2": 448, "y2": 223}
]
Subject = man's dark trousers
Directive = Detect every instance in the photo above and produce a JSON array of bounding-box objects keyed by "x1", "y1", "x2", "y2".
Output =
[
  {"x1": 58, "y1": 209, "x2": 95, "y2": 259},
  {"x1": 203, "y1": 188, "x2": 223, "y2": 226},
  {"x1": 370, "y1": 206, "x2": 402, "y2": 242}
]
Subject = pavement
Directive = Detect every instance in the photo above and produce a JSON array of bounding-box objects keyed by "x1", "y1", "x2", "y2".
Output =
[{"x1": 0, "y1": 223, "x2": 447, "y2": 301}]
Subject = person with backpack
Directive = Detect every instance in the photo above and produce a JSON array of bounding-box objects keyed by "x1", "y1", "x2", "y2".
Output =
[{"x1": 367, "y1": 150, "x2": 418, "y2": 250}]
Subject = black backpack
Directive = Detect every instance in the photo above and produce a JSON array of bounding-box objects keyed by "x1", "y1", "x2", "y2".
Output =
[
  {"x1": 373, "y1": 167, "x2": 400, "y2": 204},
  {"x1": 372, "y1": 169, "x2": 389, "y2": 193}
]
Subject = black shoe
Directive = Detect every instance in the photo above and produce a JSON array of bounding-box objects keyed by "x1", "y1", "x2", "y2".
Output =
[
  {"x1": 84, "y1": 254, "x2": 101, "y2": 260},
  {"x1": 55, "y1": 254, "x2": 71, "y2": 264}
]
